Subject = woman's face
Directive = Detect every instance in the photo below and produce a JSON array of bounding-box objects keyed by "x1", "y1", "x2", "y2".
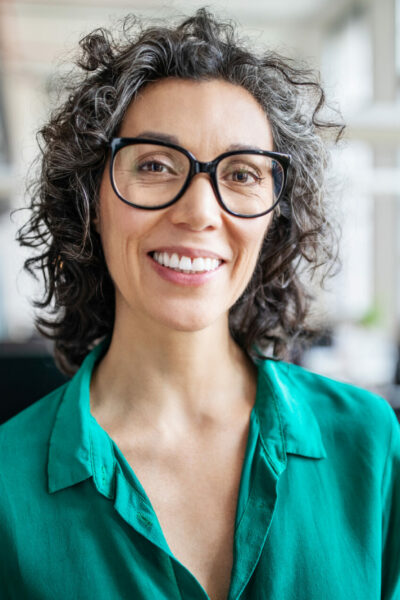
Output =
[{"x1": 97, "y1": 78, "x2": 275, "y2": 334}]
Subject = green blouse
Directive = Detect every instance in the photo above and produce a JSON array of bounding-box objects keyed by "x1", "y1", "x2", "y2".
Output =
[{"x1": 0, "y1": 341, "x2": 399, "y2": 599}]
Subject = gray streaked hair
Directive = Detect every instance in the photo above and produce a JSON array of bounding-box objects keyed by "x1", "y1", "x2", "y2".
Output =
[{"x1": 17, "y1": 8, "x2": 344, "y2": 374}]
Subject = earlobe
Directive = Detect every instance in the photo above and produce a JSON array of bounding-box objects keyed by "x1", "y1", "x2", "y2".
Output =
[{"x1": 93, "y1": 216, "x2": 101, "y2": 234}]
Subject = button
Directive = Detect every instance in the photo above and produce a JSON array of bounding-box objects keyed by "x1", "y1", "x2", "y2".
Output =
[{"x1": 137, "y1": 512, "x2": 152, "y2": 528}]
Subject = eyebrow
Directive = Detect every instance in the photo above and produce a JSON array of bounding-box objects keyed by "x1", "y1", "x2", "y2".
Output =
[
  {"x1": 135, "y1": 132, "x2": 268, "y2": 153},
  {"x1": 136, "y1": 131, "x2": 180, "y2": 145},
  {"x1": 226, "y1": 143, "x2": 265, "y2": 152}
]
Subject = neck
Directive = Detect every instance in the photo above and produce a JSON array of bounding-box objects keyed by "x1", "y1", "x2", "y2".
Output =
[{"x1": 90, "y1": 308, "x2": 257, "y2": 438}]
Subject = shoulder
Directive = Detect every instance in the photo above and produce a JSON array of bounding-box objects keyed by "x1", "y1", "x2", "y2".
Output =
[
  {"x1": 260, "y1": 358, "x2": 398, "y2": 461},
  {"x1": 270, "y1": 359, "x2": 389, "y2": 411},
  {"x1": 0, "y1": 384, "x2": 68, "y2": 535},
  {"x1": 265, "y1": 358, "x2": 392, "y2": 416},
  {"x1": 0, "y1": 383, "x2": 69, "y2": 579},
  {"x1": 0, "y1": 383, "x2": 67, "y2": 479}
]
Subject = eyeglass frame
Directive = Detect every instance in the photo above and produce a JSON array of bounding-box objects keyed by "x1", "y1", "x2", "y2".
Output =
[{"x1": 109, "y1": 137, "x2": 291, "y2": 219}]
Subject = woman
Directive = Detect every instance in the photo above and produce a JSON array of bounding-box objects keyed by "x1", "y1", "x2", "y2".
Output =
[{"x1": 1, "y1": 9, "x2": 399, "y2": 600}]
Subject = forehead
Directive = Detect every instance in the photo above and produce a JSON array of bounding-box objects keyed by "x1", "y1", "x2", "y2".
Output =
[{"x1": 118, "y1": 78, "x2": 274, "y2": 156}]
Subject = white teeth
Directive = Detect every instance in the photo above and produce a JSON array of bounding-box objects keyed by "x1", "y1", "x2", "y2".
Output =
[
  {"x1": 179, "y1": 256, "x2": 192, "y2": 270},
  {"x1": 163, "y1": 252, "x2": 170, "y2": 267},
  {"x1": 170, "y1": 253, "x2": 180, "y2": 268},
  {"x1": 152, "y1": 252, "x2": 221, "y2": 273},
  {"x1": 192, "y1": 257, "x2": 205, "y2": 271}
]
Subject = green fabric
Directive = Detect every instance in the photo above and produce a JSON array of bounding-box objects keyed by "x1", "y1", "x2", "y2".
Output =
[{"x1": 0, "y1": 340, "x2": 399, "y2": 599}]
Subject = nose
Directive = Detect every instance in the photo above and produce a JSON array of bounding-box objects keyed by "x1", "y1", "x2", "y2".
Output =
[{"x1": 168, "y1": 173, "x2": 223, "y2": 231}]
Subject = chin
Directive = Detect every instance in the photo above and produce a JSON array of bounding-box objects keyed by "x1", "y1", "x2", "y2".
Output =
[{"x1": 154, "y1": 307, "x2": 222, "y2": 333}]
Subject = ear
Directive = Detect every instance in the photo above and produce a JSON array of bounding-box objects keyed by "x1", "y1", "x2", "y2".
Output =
[{"x1": 92, "y1": 212, "x2": 101, "y2": 234}]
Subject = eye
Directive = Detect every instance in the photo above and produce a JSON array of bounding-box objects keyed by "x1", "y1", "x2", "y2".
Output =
[
  {"x1": 230, "y1": 168, "x2": 260, "y2": 183},
  {"x1": 137, "y1": 160, "x2": 170, "y2": 173},
  {"x1": 221, "y1": 163, "x2": 262, "y2": 185}
]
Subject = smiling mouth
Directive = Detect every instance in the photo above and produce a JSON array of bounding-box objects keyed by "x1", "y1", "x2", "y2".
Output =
[{"x1": 149, "y1": 251, "x2": 223, "y2": 274}]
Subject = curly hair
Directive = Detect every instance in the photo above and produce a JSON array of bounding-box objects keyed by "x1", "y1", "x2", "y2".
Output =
[{"x1": 17, "y1": 8, "x2": 344, "y2": 375}]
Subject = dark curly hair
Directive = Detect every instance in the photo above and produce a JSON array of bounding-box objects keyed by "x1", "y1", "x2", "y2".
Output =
[{"x1": 17, "y1": 8, "x2": 344, "y2": 375}]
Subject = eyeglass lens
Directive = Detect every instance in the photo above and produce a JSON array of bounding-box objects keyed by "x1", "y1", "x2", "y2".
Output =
[{"x1": 112, "y1": 143, "x2": 285, "y2": 216}]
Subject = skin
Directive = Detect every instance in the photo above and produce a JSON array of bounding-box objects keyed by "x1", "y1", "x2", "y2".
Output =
[
  {"x1": 91, "y1": 77, "x2": 275, "y2": 443},
  {"x1": 90, "y1": 78, "x2": 277, "y2": 600}
]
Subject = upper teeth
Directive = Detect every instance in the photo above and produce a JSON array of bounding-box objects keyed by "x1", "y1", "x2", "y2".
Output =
[{"x1": 153, "y1": 252, "x2": 221, "y2": 272}]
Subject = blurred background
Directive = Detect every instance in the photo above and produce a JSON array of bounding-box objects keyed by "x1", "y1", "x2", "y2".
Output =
[{"x1": 0, "y1": 0, "x2": 399, "y2": 422}]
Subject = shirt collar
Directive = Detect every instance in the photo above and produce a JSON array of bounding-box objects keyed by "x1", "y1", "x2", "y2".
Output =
[
  {"x1": 48, "y1": 342, "x2": 326, "y2": 495},
  {"x1": 255, "y1": 359, "x2": 327, "y2": 473},
  {"x1": 48, "y1": 340, "x2": 112, "y2": 495}
]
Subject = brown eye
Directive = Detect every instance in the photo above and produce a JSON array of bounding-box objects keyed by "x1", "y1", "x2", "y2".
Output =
[
  {"x1": 222, "y1": 165, "x2": 260, "y2": 185},
  {"x1": 138, "y1": 161, "x2": 168, "y2": 173},
  {"x1": 230, "y1": 169, "x2": 259, "y2": 183}
]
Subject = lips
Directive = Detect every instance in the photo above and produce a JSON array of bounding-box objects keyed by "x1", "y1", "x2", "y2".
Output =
[
  {"x1": 148, "y1": 245, "x2": 226, "y2": 262},
  {"x1": 148, "y1": 251, "x2": 224, "y2": 286},
  {"x1": 152, "y1": 251, "x2": 221, "y2": 273}
]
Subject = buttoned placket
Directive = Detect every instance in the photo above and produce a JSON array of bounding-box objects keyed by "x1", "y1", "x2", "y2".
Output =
[
  {"x1": 47, "y1": 341, "x2": 326, "y2": 600},
  {"x1": 87, "y1": 351, "x2": 289, "y2": 600},
  {"x1": 88, "y1": 410, "x2": 287, "y2": 600}
]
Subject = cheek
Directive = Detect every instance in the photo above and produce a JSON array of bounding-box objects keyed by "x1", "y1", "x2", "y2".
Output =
[
  {"x1": 98, "y1": 205, "x2": 152, "y2": 305},
  {"x1": 229, "y1": 217, "x2": 271, "y2": 301},
  {"x1": 98, "y1": 196, "x2": 151, "y2": 262},
  {"x1": 97, "y1": 171, "x2": 146, "y2": 252},
  {"x1": 236, "y1": 217, "x2": 271, "y2": 267}
]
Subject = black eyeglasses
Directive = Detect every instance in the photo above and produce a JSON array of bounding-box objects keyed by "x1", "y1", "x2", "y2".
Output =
[{"x1": 109, "y1": 137, "x2": 291, "y2": 218}]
